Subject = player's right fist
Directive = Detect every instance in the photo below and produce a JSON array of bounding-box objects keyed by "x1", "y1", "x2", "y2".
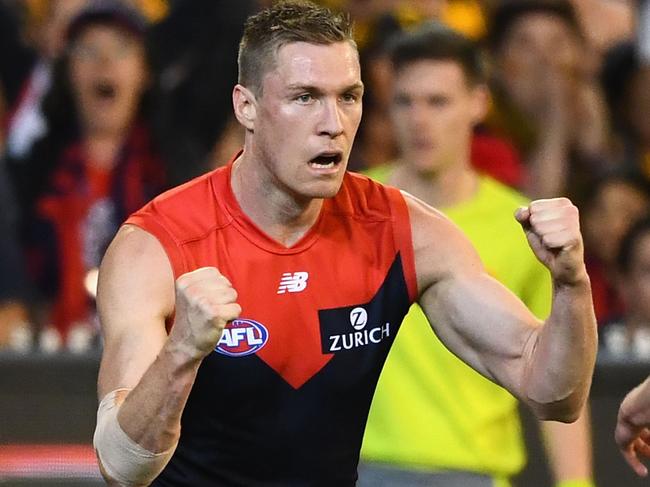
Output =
[{"x1": 169, "y1": 267, "x2": 241, "y2": 360}]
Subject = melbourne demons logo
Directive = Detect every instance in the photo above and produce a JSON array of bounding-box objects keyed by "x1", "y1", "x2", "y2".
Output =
[{"x1": 215, "y1": 319, "x2": 269, "y2": 357}]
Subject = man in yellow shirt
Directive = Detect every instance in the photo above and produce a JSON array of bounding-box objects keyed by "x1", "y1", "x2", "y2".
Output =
[{"x1": 360, "y1": 22, "x2": 594, "y2": 487}]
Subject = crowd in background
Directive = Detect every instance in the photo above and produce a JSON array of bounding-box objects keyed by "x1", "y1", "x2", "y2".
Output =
[{"x1": 0, "y1": 0, "x2": 648, "y2": 361}]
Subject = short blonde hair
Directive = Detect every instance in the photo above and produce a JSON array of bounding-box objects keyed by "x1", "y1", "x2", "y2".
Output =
[{"x1": 238, "y1": 1, "x2": 355, "y2": 95}]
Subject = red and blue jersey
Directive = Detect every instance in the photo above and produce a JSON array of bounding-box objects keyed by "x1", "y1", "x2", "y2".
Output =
[{"x1": 126, "y1": 159, "x2": 418, "y2": 486}]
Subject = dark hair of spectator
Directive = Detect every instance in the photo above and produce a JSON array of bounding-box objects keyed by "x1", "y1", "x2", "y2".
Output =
[
  {"x1": 601, "y1": 41, "x2": 638, "y2": 130},
  {"x1": 238, "y1": 0, "x2": 354, "y2": 95},
  {"x1": 387, "y1": 21, "x2": 486, "y2": 86},
  {"x1": 581, "y1": 170, "x2": 650, "y2": 211},
  {"x1": 617, "y1": 215, "x2": 650, "y2": 275},
  {"x1": 488, "y1": 0, "x2": 582, "y2": 51},
  {"x1": 66, "y1": 0, "x2": 148, "y2": 44}
]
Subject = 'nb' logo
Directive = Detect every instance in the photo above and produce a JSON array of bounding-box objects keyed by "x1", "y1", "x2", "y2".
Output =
[{"x1": 277, "y1": 272, "x2": 309, "y2": 294}]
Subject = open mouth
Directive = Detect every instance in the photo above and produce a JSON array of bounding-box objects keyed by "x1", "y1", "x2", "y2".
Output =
[
  {"x1": 93, "y1": 80, "x2": 117, "y2": 100},
  {"x1": 308, "y1": 152, "x2": 343, "y2": 169}
]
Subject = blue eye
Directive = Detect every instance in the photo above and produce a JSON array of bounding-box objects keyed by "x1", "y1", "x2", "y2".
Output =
[{"x1": 296, "y1": 94, "x2": 313, "y2": 104}]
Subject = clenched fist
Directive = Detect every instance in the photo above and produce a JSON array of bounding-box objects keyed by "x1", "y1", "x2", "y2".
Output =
[
  {"x1": 515, "y1": 198, "x2": 588, "y2": 286},
  {"x1": 168, "y1": 267, "x2": 241, "y2": 360}
]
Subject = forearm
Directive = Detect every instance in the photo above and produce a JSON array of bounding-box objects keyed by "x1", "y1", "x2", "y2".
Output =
[
  {"x1": 117, "y1": 340, "x2": 203, "y2": 453},
  {"x1": 524, "y1": 275, "x2": 597, "y2": 419},
  {"x1": 541, "y1": 405, "x2": 594, "y2": 484}
]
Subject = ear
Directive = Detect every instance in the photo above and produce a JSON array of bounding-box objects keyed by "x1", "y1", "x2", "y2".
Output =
[
  {"x1": 233, "y1": 84, "x2": 257, "y2": 131},
  {"x1": 469, "y1": 84, "x2": 490, "y2": 125}
]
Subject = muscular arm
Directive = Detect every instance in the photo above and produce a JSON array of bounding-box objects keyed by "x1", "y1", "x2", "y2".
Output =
[
  {"x1": 95, "y1": 225, "x2": 239, "y2": 484},
  {"x1": 408, "y1": 194, "x2": 597, "y2": 421}
]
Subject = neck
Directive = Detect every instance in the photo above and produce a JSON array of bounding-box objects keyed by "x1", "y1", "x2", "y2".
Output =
[
  {"x1": 83, "y1": 131, "x2": 128, "y2": 170},
  {"x1": 230, "y1": 151, "x2": 323, "y2": 247},
  {"x1": 390, "y1": 156, "x2": 478, "y2": 208}
]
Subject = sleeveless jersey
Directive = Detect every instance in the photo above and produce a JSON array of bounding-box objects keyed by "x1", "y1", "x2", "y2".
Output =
[{"x1": 125, "y1": 161, "x2": 418, "y2": 486}]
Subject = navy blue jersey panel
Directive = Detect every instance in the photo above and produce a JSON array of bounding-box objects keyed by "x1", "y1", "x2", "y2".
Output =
[{"x1": 152, "y1": 254, "x2": 411, "y2": 486}]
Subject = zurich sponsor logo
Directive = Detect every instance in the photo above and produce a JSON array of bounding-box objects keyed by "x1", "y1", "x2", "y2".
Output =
[
  {"x1": 326, "y1": 307, "x2": 391, "y2": 352},
  {"x1": 215, "y1": 319, "x2": 269, "y2": 357},
  {"x1": 350, "y1": 307, "x2": 368, "y2": 330}
]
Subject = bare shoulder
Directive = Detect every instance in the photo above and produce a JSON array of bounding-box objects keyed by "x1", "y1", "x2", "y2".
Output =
[
  {"x1": 402, "y1": 191, "x2": 484, "y2": 295},
  {"x1": 98, "y1": 224, "x2": 176, "y2": 329},
  {"x1": 96, "y1": 224, "x2": 175, "y2": 396}
]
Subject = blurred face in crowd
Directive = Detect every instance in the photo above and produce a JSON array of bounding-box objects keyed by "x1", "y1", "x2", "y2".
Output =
[
  {"x1": 583, "y1": 180, "x2": 649, "y2": 265},
  {"x1": 496, "y1": 12, "x2": 582, "y2": 113},
  {"x1": 619, "y1": 231, "x2": 650, "y2": 321},
  {"x1": 68, "y1": 23, "x2": 148, "y2": 137},
  {"x1": 391, "y1": 60, "x2": 486, "y2": 176},
  {"x1": 243, "y1": 41, "x2": 363, "y2": 199}
]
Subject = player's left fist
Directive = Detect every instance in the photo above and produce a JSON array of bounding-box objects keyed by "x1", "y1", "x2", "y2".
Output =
[{"x1": 515, "y1": 197, "x2": 588, "y2": 286}]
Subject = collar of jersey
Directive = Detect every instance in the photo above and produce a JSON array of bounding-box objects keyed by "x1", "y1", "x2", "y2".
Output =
[{"x1": 211, "y1": 153, "x2": 326, "y2": 255}]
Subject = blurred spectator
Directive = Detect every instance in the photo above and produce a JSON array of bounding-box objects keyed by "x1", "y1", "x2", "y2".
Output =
[
  {"x1": 146, "y1": 0, "x2": 256, "y2": 183},
  {"x1": 2, "y1": 0, "x2": 88, "y2": 160},
  {"x1": 483, "y1": 0, "x2": 634, "y2": 56},
  {"x1": 0, "y1": 162, "x2": 31, "y2": 348},
  {"x1": 581, "y1": 173, "x2": 650, "y2": 325},
  {"x1": 0, "y1": 0, "x2": 34, "y2": 152},
  {"x1": 602, "y1": 216, "x2": 650, "y2": 360},
  {"x1": 6, "y1": 0, "x2": 167, "y2": 342},
  {"x1": 325, "y1": 0, "x2": 487, "y2": 46},
  {"x1": 348, "y1": 14, "x2": 400, "y2": 171},
  {"x1": 350, "y1": 7, "x2": 524, "y2": 185},
  {"x1": 486, "y1": 0, "x2": 611, "y2": 198},
  {"x1": 601, "y1": 41, "x2": 650, "y2": 180},
  {"x1": 1, "y1": 0, "x2": 166, "y2": 161},
  {"x1": 569, "y1": 0, "x2": 634, "y2": 56}
]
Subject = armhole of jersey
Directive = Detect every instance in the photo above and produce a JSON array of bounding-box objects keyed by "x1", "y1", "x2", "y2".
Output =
[
  {"x1": 125, "y1": 212, "x2": 184, "y2": 332},
  {"x1": 125, "y1": 212, "x2": 187, "y2": 279},
  {"x1": 385, "y1": 186, "x2": 418, "y2": 303}
]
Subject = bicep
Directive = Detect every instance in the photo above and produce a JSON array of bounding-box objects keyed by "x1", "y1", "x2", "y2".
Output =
[
  {"x1": 96, "y1": 225, "x2": 175, "y2": 399},
  {"x1": 419, "y1": 270, "x2": 541, "y2": 392},
  {"x1": 406, "y1": 192, "x2": 541, "y2": 395}
]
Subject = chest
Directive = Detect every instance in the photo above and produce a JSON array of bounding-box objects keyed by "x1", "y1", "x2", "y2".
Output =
[{"x1": 179, "y1": 219, "x2": 409, "y2": 390}]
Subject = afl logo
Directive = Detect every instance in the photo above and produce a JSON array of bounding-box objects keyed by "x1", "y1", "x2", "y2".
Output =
[
  {"x1": 215, "y1": 319, "x2": 269, "y2": 357},
  {"x1": 350, "y1": 307, "x2": 368, "y2": 330}
]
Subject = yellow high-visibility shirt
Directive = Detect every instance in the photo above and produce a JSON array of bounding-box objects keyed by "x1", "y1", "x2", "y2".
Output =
[{"x1": 361, "y1": 168, "x2": 551, "y2": 480}]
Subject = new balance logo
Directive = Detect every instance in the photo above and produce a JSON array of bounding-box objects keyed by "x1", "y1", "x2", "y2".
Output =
[{"x1": 277, "y1": 272, "x2": 309, "y2": 294}]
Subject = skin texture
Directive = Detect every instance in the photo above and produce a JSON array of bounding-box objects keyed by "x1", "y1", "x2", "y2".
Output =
[
  {"x1": 615, "y1": 377, "x2": 650, "y2": 477},
  {"x1": 615, "y1": 234, "x2": 650, "y2": 476},
  {"x1": 95, "y1": 40, "x2": 597, "y2": 485}
]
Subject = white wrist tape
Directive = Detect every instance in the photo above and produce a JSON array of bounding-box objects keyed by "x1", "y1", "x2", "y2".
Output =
[{"x1": 93, "y1": 389, "x2": 177, "y2": 486}]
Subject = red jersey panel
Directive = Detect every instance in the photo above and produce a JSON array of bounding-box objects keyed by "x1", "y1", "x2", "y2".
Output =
[{"x1": 125, "y1": 160, "x2": 418, "y2": 486}]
